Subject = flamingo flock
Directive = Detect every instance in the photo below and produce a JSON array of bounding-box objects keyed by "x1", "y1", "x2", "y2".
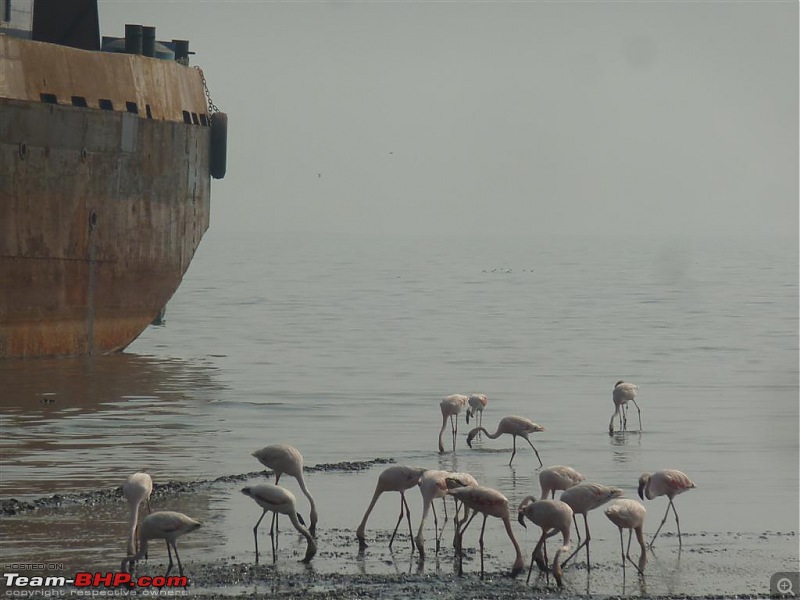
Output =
[{"x1": 117, "y1": 381, "x2": 696, "y2": 589}]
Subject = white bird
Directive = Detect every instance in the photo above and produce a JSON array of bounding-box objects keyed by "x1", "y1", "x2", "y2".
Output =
[
  {"x1": 449, "y1": 485, "x2": 524, "y2": 579},
  {"x1": 414, "y1": 470, "x2": 478, "y2": 557},
  {"x1": 356, "y1": 465, "x2": 426, "y2": 552},
  {"x1": 465, "y1": 393, "x2": 488, "y2": 429},
  {"x1": 638, "y1": 469, "x2": 696, "y2": 548},
  {"x1": 439, "y1": 394, "x2": 468, "y2": 453},
  {"x1": 609, "y1": 380, "x2": 641, "y2": 434},
  {"x1": 252, "y1": 444, "x2": 318, "y2": 535},
  {"x1": 120, "y1": 511, "x2": 201, "y2": 577},
  {"x1": 241, "y1": 483, "x2": 316, "y2": 563},
  {"x1": 605, "y1": 498, "x2": 647, "y2": 574},
  {"x1": 559, "y1": 482, "x2": 624, "y2": 571},
  {"x1": 122, "y1": 472, "x2": 153, "y2": 556},
  {"x1": 517, "y1": 496, "x2": 572, "y2": 587},
  {"x1": 466, "y1": 416, "x2": 545, "y2": 466}
]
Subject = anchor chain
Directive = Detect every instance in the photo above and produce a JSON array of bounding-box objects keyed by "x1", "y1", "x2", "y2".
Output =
[{"x1": 195, "y1": 67, "x2": 219, "y2": 115}]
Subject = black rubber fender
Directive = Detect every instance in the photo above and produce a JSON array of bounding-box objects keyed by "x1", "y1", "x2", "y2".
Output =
[{"x1": 210, "y1": 112, "x2": 227, "y2": 179}]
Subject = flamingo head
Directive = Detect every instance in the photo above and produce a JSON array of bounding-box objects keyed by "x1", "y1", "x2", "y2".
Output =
[
  {"x1": 637, "y1": 473, "x2": 650, "y2": 499},
  {"x1": 614, "y1": 380, "x2": 625, "y2": 387},
  {"x1": 466, "y1": 428, "x2": 479, "y2": 448}
]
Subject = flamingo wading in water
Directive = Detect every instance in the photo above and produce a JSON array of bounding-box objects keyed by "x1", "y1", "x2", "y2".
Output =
[
  {"x1": 559, "y1": 482, "x2": 623, "y2": 571},
  {"x1": 539, "y1": 465, "x2": 586, "y2": 542},
  {"x1": 609, "y1": 380, "x2": 641, "y2": 434},
  {"x1": 122, "y1": 472, "x2": 153, "y2": 556},
  {"x1": 465, "y1": 394, "x2": 488, "y2": 429},
  {"x1": 466, "y1": 416, "x2": 545, "y2": 466},
  {"x1": 120, "y1": 511, "x2": 201, "y2": 577},
  {"x1": 414, "y1": 470, "x2": 478, "y2": 557},
  {"x1": 638, "y1": 469, "x2": 696, "y2": 548},
  {"x1": 605, "y1": 498, "x2": 647, "y2": 574},
  {"x1": 517, "y1": 495, "x2": 572, "y2": 587},
  {"x1": 356, "y1": 465, "x2": 426, "y2": 552},
  {"x1": 438, "y1": 394, "x2": 468, "y2": 453},
  {"x1": 252, "y1": 444, "x2": 318, "y2": 536},
  {"x1": 241, "y1": 483, "x2": 316, "y2": 563},
  {"x1": 449, "y1": 485, "x2": 524, "y2": 579}
]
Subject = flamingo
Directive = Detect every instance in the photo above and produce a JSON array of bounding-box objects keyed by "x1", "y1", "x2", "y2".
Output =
[
  {"x1": 122, "y1": 472, "x2": 153, "y2": 556},
  {"x1": 241, "y1": 483, "x2": 316, "y2": 563},
  {"x1": 638, "y1": 469, "x2": 696, "y2": 548},
  {"x1": 414, "y1": 470, "x2": 478, "y2": 557},
  {"x1": 252, "y1": 444, "x2": 318, "y2": 535},
  {"x1": 120, "y1": 511, "x2": 201, "y2": 577},
  {"x1": 559, "y1": 482, "x2": 623, "y2": 571},
  {"x1": 448, "y1": 485, "x2": 524, "y2": 579},
  {"x1": 466, "y1": 416, "x2": 545, "y2": 466},
  {"x1": 539, "y1": 465, "x2": 586, "y2": 542},
  {"x1": 356, "y1": 465, "x2": 426, "y2": 552},
  {"x1": 465, "y1": 393, "x2": 488, "y2": 429},
  {"x1": 605, "y1": 498, "x2": 647, "y2": 574},
  {"x1": 517, "y1": 495, "x2": 572, "y2": 587},
  {"x1": 609, "y1": 380, "x2": 641, "y2": 434},
  {"x1": 438, "y1": 394, "x2": 468, "y2": 453}
]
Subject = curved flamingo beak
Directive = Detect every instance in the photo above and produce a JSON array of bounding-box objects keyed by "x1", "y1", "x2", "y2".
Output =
[
  {"x1": 637, "y1": 481, "x2": 645, "y2": 500},
  {"x1": 517, "y1": 512, "x2": 527, "y2": 527}
]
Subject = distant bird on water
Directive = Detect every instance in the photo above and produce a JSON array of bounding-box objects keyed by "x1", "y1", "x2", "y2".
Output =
[
  {"x1": 123, "y1": 472, "x2": 153, "y2": 556},
  {"x1": 605, "y1": 498, "x2": 647, "y2": 575},
  {"x1": 241, "y1": 483, "x2": 316, "y2": 563},
  {"x1": 559, "y1": 482, "x2": 624, "y2": 571},
  {"x1": 609, "y1": 380, "x2": 641, "y2": 434},
  {"x1": 638, "y1": 469, "x2": 696, "y2": 548},
  {"x1": 465, "y1": 393, "x2": 488, "y2": 429},
  {"x1": 449, "y1": 485, "x2": 524, "y2": 579},
  {"x1": 466, "y1": 416, "x2": 545, "y2": 466},
  {"x1": 120, "y1": 511, "x2": 201, "y2": 577},
  {"x1": 252, "y1": 444, "x2": 318, "y2": 536},
  {"x1": 517, "y1": 495, "x2": 573, "y2": 587},
  {"x1": 438, "y1": 394, "x2": 468, "y2": 453},
  {"x1": 356, "y1": 465, "x2": 426, "y2": 552}
]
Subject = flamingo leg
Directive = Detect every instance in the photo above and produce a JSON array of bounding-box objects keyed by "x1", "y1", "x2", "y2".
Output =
[
  {"x1": 509, "y1": 436, "x2": 517, "y2": 466},
  {"x1": 609, "y1": 404, "x2": 620, "y2": 434},
  {"x1": 252, "y1": 508, "x2": 270, "y2": 564},
  {"x1": 456, "y1": 510, "x2": 479, "y2": 576},
  {"x1": 527, "y1": 530, "x2": 548, "y2": 584},
  {"x1": 631, "y1": 399, "x2": 642, "y2": 430},
  {"x1": 432, "y1": 500, "x2": 442, "y2": 553},
  {"x1": 403, "y1": 492, "x2": 415, "y2": 552},
  {"x1": 670, "y1": 498, "x2": 682, "y2": 547},
  {"x1": 573, "y1": 513, "x2": 582, "y2": 542},
  {"x1": 478, "y1": 514, "x2": 488, "y2": 580},
  {"x1": 618, "y1": 527, "x2": 625, "y2": 572},
  {"x1": 164, "y1": 541, "x2": 174, "y2": 576},
  {"x1": 522, "y1": 435, "x2": 543, "y2": 467},
  {"x1": 171, "y1": 541, "x2": 186, "y2": 578},
  {"x1": 389, "y1": 493, "x2": 406, "y2": 549},
  {"x1": 561, "y1": 513, "x2": 590, "y2": 569},
  {"x1": 649, "y1": 499, "x2": 673, "y2": 547},
  {"x1": 450, "y1": 415, "x2": 458, "y2": 451},
  {"x1": 622, "y1": 403, "x2": 628, "y2": 431}
]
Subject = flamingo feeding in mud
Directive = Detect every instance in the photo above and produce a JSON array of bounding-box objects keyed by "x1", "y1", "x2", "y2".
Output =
[
  {"x1": 241, "y1": 483, "x2": 317, "y2": 563},
  {"x1": 120, "y1": 511, "x2": 202, "y2": 577},
  {"x1": 356, "y1": 465, "x2": 426, "y2": 552},
  {"x1": 123, "y1": 472, "x2": 153, "y2": 556},
  {"x1": 638, "y1": 469, "x2": 696, "y2": 548},
  {"x1": 465, "y1": 393, "x2": 488, "y2": 429},
  {"x1": 252, "y1": 444, "x2": 318, "y2": 535},
  {"x1": 517, "y1": 495, "x2": 573, "y2": 587},
  {"x1": 559, "y1": 482, "x2": 624, "y2": 571},
  {"x1": 438, "y1": 394, "x2": 468, "y2": 453},
  {"x1": 609, "y1": 380, "x2": 641, "y2": 434},
  {"x1": 466, "y1": 416, "x2": 545, "y2": 466},
  {"x1": 449, "y1": 485, "x2": 524, "y2": 579},
  {"x1": 415, "y1": 470, "x2": 478, "y2": 557},
  {"x1": 605, "y1": 498, "x2": 647, "y2": 575}
]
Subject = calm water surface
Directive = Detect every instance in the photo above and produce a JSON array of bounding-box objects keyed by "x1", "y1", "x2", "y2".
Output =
[{"x1": 1, "y1": 231, "x2": 797, "y2": 594}]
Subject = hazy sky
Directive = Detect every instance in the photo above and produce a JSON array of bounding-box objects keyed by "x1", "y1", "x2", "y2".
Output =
[{"x1": 98, "y1": 1, "x2": 798, "y2": 236}]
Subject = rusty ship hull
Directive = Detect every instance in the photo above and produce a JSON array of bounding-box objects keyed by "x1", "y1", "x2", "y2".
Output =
[{"x1": 0, "y1": 22, "x2": 219, "y2": 358}]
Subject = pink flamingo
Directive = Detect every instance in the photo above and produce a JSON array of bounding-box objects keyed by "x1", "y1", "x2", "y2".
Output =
[
  {"x1": 609, "y1": 380, "x2": 641, "y2": 434},
  {"x1": 438, "y1": 394, "x2": 468, "y2": 453},
  {"x1": 241, "y1": 483, "x2": 316, "y2": 564},
  {"x1": 466, "y1": 416, "x2": 545, "y2": 466},
  {"x1": 465, "y1": 393, "x2": 488, "y2": 429},
  {"x1": 414, "y1": 470, "x2": 478, "y2": 557},
  {"x1": 120, "y1": 511, "x2": 201, "y2": 577},
  {"x1": 252, "y1": 444, "x2": 318, "y2": 535},
  {"x1": 638, "y1": 469, "x2": 695, "y2": 548},
  {"x1": 517, "y1": 495, "x2": 572, "y2": 587},
  {"x1": 122, "y1": 472, "x2": 153, "y2": 556},
  {"x1": 539, "y1": 465, "x2": 586, "y2": 541},
  {"x1": 357, "y1": 465, "x2": 426, "y2": 552},
  {"x1": 448, "y1": 485, "x2": 524, "y2": 579},
  {"x1": 605, "y1": 498, "x2": 647, "y2": 574},
  {"x1": 559, "y1": 482, "x2": 623, "y2": 571}
]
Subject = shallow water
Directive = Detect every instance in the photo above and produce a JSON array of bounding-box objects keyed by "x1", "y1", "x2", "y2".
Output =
[{"x1": 1, "y1": 231, "x2": 798, "y2": 596}]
